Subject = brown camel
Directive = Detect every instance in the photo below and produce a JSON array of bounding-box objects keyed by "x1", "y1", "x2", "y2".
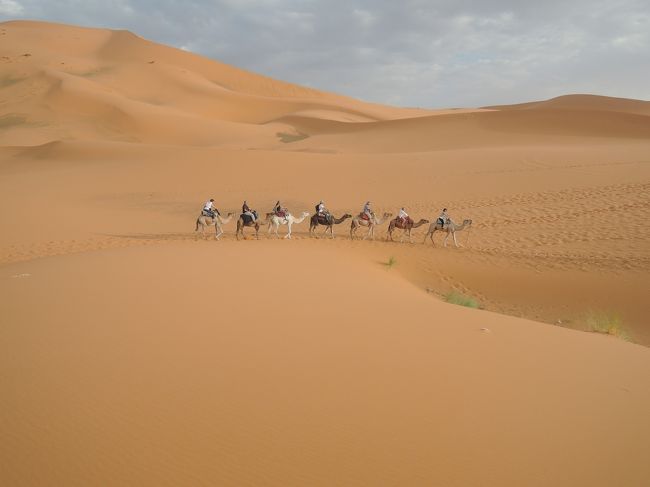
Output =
[
  {"x1": 309, "y1": 213, "x2": 352, "y2": 239},
  {"x1": 236, "y1": 211, "x2": 268, "y2": 240},
  {"x1": 387, "y1": 217, "x2": 429, "y2": 243},
  {"x1": 423, "y1": 219, "x2": 472, "y2": 248},
  {"x1": 195, "y1": 212, "x2": 234, "y2": 240},
  {"x1": 350, "y1": 212, "x2": 392, "y2": 240}
]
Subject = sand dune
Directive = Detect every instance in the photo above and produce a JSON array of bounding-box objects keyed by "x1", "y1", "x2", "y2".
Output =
[
  {"x1": 1, "y1": 20, "x2": 650, "y2": 487},
  {"x1": 485, "y1": 93, "x2": 650, "y2": 115},
  {"x1": 2, "y1": 242, "x2": 650, "y2": 486}
]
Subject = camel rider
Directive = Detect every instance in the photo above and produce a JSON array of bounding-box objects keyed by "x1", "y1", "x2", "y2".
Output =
[
  {"x1": 362, "y1": 201, "x2": 372, "y2": 221},
  {"x1": 398, "y1": 207, "x2": 409, "y2": 224},
  {"x1": 316, "y1": 200, "x2": 327, "y2": 217},
  {"x1": 202, "y1": 198, "x2": 219, "y2": 218},
  {"x1": 438, "y1": 208, "x2": 449, "y2": 228},
  {"x1": 273, "y1": 200, "x2": 288, "y2": 218},
  {"x1": 242, "y1": 200, "x2": 256, "y2": 222}
]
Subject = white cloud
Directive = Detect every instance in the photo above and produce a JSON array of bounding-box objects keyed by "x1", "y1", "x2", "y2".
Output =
[
  {"x1": 0, "y1": 0, "x2": 23, "y2": 15},
  {"x1": 1, "y1": 0, "x2": 648, "y2": 107}
]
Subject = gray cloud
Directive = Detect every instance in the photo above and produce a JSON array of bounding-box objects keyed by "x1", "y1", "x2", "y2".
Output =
[{"x1": 2, "y1": 0, "x2": 649, "y2": 107}]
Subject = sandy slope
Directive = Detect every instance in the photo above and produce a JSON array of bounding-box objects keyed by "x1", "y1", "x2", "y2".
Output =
[
  {"x1": 2, "y1": 243, "x2": 649, "y2": 486},
  {"x1": 1, "y1": 19, "x2": 650, "y2": 487}
]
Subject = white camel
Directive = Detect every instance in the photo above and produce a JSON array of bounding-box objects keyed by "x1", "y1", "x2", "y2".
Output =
[
  {"x1": 267, "y1": 211, "x2": 310, "y2": 239},
  {"x1": 350, "y1": 212, "x2": 393, "y2": 240},
  {"x1": 195, "y1": 212, "x2": 234, "y2": 240},
  {"x1": 423, "y1": 218, "x2": 472, "y2": 248}
]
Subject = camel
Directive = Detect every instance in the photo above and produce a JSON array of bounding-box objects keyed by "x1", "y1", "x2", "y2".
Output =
[
  {"x1": 387, "y1": 217, "x2": 430, "y2": 243},
  {"x1": 350, "y1": 212, "x2": 392, "y2": 240},
  {"x1": 309, "y1": 213, "x2": 352, "y2": 239},
  {"x1": 423, "y1": 218, "x2": 472, "y2": 248},
  {"x1": 266, "y1": 211, "x2": 310, "y2": 239},
  {"x1": 236, "y1": 211, "x2": 268, "y2": 240},
  {"x1": 195, "y1": 212, "x2": 234, "y2": 240}
]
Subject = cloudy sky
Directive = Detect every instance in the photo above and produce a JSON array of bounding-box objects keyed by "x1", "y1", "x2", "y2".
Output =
[{"x1": 1, "y1": 0, "x2": 648, "y2": 107}]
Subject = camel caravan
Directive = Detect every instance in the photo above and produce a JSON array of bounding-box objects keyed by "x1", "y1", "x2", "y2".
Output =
[{"x1": 196, "y1": 199, "x2": 472, "y2": 246}]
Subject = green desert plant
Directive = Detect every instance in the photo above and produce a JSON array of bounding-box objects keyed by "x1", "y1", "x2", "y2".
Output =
[
  {"x1": 584, "y1": 311, "x2": 631, "y2": 341},
  {"x1": 383, "y1": 256, "x2": 397, "y2": 269},
  {"x1": 277, "y1": 131, "x2": 309, "y2": 143},
  {"x1": 0, "y1": 75, "x2": 24, "y2": 88},
  {"x1": 444, "y1": 291, "x2": 479, "y2": 309},
  {"x1": 0, "y1": 114, "x2": 26, "y2": 129}
]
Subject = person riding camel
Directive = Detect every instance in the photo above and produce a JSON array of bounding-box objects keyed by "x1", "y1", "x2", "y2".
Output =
[
  {"x1": 316, "y1": 200, "x2": 328, "y2": 216},
  {"x1": 315, "y1": 200, "x2": 331, "y2": 224},
  {"x1": 438, "y1": 208, "x2": 450, "y2": 229},
  {"x1": 242, "y1": 200, "x2": 256, "y2": 222},
  {"x1": 398, "y1": 207, "x2": 409, "y2": 225},
  {"x1": 362, "y1": 201, "x2": 373, "y2": 221},
  {"x1": 273, "y1": 200, "x2": 288, "y2": 218},
  {"x1": 202, "y1": 198, "x2": 219, "y2": 219}
]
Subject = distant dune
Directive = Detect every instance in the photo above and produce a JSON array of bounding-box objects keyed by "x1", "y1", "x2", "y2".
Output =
[{"x1": 1, "y1": 20, "x2": 649, "y2": 487}]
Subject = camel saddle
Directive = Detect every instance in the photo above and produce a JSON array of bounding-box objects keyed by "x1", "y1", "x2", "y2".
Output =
[
  {"x1": 399, "y1": 216, "x2": 413, "y2": 226},
  {"x1": 241, "y1": 211, "x2": 258, "y2": 225},
  {"x1": 360, "y1": 212, "x2": 370, "y2": 221},
  {"x1": 317, "y1": 214, "x2": 332, "y2": 225},
  {"x1": 275, "y1": 210, "x2": 286, "y2": 218}
]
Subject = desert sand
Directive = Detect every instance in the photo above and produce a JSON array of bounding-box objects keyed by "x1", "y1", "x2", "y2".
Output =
[{"x1": 1, "y1": 20, "x2": 649, "y2": 486}]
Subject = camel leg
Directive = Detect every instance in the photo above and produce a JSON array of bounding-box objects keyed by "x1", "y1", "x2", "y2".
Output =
[
  {"x1": 453, "y1": 232, "x2": 460, "y2": 248},
  {"x1": 443, "y1": 232, "x2": 449, "y2": 247},
  {"x1": 284, "y1": 222, "x2": 292, "y2": 239}
]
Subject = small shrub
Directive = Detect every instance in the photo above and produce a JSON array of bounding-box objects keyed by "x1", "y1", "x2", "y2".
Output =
[
  {"x1": 384, "y1": 256, "x2": 397, "y2": 269},
  {"x1": 444, "y1": 291, "x2": 479, "y2": 309},
  {"x1": 277, "y1": 131, "x2": 309, "y2": 143},
  {"x1": 0, "y1": 114, "x2": 26, "y2": 129},
  {"x1": 584, "y1": 311, "x2": 630, "y2": 341}
]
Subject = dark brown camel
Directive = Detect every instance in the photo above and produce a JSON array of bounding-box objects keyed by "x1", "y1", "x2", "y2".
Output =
[
  {"x1": 309, "y1": 213, "x2": 352, "y2": 239},
  {"x1": 236, "y1": 212, "x2": 268, "y2": 240},
  {"x1": 387, "y1": 217, "x2": 429, "y2": 243}
]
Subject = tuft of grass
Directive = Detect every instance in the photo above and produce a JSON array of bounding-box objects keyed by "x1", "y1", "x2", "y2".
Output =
[
  {"x1": 382, "y1": 256, "x2": 397, "y2": 269},
  {"x1": 584, "y1": 311, "x2": 631, "y2": 341},
  {"x1": 0, "y1": 75, "x2": 24, "y2": 88},
  {"x1": 277, "y1": 131, "x2": 309, "y2": 143},
  {"x1": 444, "y1": 291, "x2": 479, "y2": 309},
  {"x1": 0, "y1": 114, "x2": 26, "y2": 129}
]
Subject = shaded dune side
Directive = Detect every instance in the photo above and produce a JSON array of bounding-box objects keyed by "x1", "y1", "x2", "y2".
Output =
[{"x1": 273, "y1": 108, "x2": 650, "y2": 153}]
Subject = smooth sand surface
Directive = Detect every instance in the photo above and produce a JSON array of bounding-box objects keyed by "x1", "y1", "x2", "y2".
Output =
[{"x1": 1, "y1": 20, "x2": 649, "y2": 486}]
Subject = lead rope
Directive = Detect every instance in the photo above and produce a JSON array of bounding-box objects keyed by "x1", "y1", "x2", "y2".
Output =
[{"x1": 465, "y1": 225, "x2": 472, "y2": 248}]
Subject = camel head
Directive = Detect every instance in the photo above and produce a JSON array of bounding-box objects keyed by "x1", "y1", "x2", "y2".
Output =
[
  {"x1": 343, "y1": 213, "x2": 352, "y2": 219},
  {"x1": 300, "y1": 211, "x2": 310, "y2": 218},
  {"x1": 463, "y1": 219, "x2": 473, "y2": 226},
  {"x1": 382, "y1": 212, "x2": 393, "y2": 218},
  {"x1": 417, "y1": 219, "x2": 429, "y2": 224}
]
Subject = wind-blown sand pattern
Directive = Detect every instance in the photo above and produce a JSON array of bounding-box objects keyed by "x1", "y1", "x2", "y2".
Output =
[{"x1": 1, "y1": 20, "x2": 649, "y2": 486}]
